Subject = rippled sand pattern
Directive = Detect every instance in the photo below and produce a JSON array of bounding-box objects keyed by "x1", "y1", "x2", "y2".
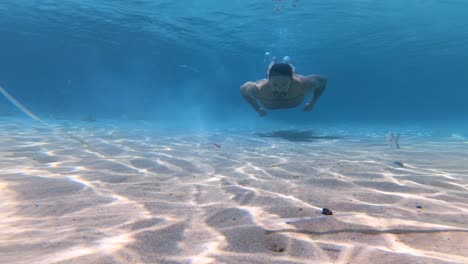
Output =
[{"x1": 1, "y1": 118, "x2": 467, "y2": 264}]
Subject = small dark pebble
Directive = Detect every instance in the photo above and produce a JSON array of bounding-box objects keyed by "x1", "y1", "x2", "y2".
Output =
[
  {"x1": 232, "y1": 218, "x2": 236, "y2": 221},
  {"x1": 322, "y1": 208, "x2": 333, "y2": 215},
  {"x1": 35, "y1": 204, "x2": 39, "y2": 207},
  {"x1": 393, "y1": 161, "x2": 405, "y2": 167},
  {"x1": 416, "y1": 205, "x2": 422, "y2": 209},
  {"x1": 169, "y1": 193, "x2": 173, "y2": 196},
  {"x1": 270, "y1": 245, "x2": 285, "y2": 253},
  {"x1": 299, "y1": 208, "x2": 303, "y2": 211}
]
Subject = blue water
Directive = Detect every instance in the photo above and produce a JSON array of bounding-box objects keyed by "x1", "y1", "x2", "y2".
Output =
[
  {"x1": 1, "y1": 2, "x2": 468, "y2": 263},
  {"x1": 1, "y1": 0, "x2": 467, "y2": 128}
]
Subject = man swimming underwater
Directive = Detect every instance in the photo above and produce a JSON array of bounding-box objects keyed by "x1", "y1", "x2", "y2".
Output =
[{"x1": 240, "y1": 63, "x2": 328, "y2": 116}]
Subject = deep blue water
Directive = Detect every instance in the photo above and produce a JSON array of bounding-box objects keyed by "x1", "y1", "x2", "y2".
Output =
[{"x1": 1, "y1": 0, "x2": 467, "y2": 129}]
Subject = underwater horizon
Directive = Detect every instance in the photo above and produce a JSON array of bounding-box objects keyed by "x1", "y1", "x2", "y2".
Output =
[{"x1": 1, "y1": 1, "x2": 468, "y2": 264}]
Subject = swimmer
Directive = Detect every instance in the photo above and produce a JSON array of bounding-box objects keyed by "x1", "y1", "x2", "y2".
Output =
[{"x1": 240, "y1": 63, "x2": 328, "y2": 116}]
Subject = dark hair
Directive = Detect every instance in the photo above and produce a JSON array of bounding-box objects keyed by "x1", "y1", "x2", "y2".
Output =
[{"x1": 268, "y1": 63, "x2": 293, "y2": 79}]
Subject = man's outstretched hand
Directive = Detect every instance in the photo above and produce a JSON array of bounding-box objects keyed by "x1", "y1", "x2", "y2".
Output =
[
  {"x1": 257, "y1": 107, "x2": 267, "y2": 117},
  {"x1": 303, "y1": 102, "x2": 315, "y2": 112}
]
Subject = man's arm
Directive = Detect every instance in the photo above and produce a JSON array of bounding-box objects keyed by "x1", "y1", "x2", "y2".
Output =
[
  {"x1": 303, "y1": 75, "x2": 328, "y2": 111},
  {"x1": 240, "y1": 82, "x2": 266, "y2": 116}
]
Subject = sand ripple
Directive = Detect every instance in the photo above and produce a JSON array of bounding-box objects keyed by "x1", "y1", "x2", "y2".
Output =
[{"x1": 1, "y1": 118, "x2": 467, "y2": 264}]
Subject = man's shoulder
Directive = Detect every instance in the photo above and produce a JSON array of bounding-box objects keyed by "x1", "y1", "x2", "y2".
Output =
[
  {"x1": 295, "y1": 74, "x2": 315, "y2": 82},
  {"x1": 242, "y1": 79, "x2": 267, "y2": 87},
  {"x1": 292, "y1": 74, "x2": 319, "y2": 92},
  {"x1": 256, "y1": 79, "x2": 268, "y2": 88},
  {"x1": 296, "y1": 74, "x2": 326, "y2": 86},
  {"x1": 241, "y1": 80, "x2": 265, "y2": 96}
]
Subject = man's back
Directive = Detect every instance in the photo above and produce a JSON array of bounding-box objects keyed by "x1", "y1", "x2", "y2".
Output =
[
  {"x1": 240, "y1": 63, "x2": 328, "y2": 116},
  {"x1": 254, "y1": 75, "x2": 309, "y2": 109}
]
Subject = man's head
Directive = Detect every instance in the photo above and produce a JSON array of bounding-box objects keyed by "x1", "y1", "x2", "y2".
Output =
[{"x1": 268, "y1": 63, "x2": 293, "y2": 96}]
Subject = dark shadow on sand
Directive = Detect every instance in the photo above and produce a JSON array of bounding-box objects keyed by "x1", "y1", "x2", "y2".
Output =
[{"x1": 255, "y1": 130, "x2": 343, "y2": 142}]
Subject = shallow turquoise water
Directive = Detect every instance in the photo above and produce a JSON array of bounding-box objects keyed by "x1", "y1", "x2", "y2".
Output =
[{"x1": 1, "y1": 1, "x2": 468, "y2": 263}]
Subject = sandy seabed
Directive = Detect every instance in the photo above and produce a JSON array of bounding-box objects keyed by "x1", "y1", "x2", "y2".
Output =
[{"x1": 1, "y1": 117, "x2": 467, "y2": 264}]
